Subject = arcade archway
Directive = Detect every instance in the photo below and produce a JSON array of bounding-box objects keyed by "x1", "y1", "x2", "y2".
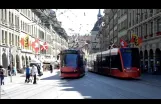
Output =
[
  {"x1": 155, "y1": 48, "x2": 161, "y2": 74},
  {"x1": 144, "y1": 50, "x2": 148, "y2": 72},
  {"x1": 22, "y1": 56, "x2": 25, "y2": 66},
  {"x1": 16, "y1": 55, "x2": 20, "y2": 70},
  {"x1": 29, "y1": 56, "x2": 31, "y2": 61},
  {"x1": 26, "y1": 56, "x2": 28, "y2": 66},
  {"x1": 11, "y1": 54, "x2": 14, "y2": 65},
  {"x1": 2, "y1": 53, "x2": 8, "y2": 68},
  {"x1": 140, "y1": 51, "x2": 143, "y2": 71},
  {"x1": 149, "y1": 49, "x2": 154, "y2": 73}
]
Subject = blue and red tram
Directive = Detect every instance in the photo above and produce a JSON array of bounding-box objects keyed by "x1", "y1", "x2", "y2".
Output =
[
  {"x1": 88, "y1": 48, "x2": 141, "y2": 78},
  {"x1": 59, "y1": 49, "x2": 85, "y2": 78}
]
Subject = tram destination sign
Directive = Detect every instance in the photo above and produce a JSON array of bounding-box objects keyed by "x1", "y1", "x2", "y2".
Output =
[
  {"x1": 62, "y1": 50, "x2": 78, "y2": 54},
  {"x1": 122, "y1": 49, "x2": 132, "y2": 53}
]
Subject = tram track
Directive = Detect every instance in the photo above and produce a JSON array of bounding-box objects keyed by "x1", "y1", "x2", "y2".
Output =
[
  {"x1": 131, "y1": 79, "x2": 161, "y2": 88},
  {"x1": 85, "y1": 73, "x2": 149, "y2": 99},
  {"x1": 88, "y1": 71, "x2": 161, "y2": 88}
]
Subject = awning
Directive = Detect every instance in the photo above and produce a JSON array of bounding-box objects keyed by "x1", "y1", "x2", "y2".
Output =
[
  {"x1": 43, "y1": 58, "x2": 56, "y2": 63},
  {"x1": 30, "y1": 58, "x2": 41, "y2": 63}
]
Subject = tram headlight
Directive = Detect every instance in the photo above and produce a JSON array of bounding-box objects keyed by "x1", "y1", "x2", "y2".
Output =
[{"x1": 74, "y1": 70, "x2": 78, "y2": 72}]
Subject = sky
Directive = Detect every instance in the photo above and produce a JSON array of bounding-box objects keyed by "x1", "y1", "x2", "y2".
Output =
[{"x1": 53, "y1": 9, "x2": 104, "y2": 36}]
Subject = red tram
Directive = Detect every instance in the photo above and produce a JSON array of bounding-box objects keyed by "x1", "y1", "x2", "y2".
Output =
[
  {"x1": 88, "y1": 48, "x2": 141, "y2": 78},
  {"x1": 59, "y1": 49, "x2": 85, "y2": 78}
]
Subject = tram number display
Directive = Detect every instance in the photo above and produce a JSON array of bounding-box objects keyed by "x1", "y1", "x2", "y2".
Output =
[
  {"x1": 122, "y1": 49, "x2": 132, "y2": 53},
  {"x1": 62, "y1": 50, "x2": 78, "y2": 54}
]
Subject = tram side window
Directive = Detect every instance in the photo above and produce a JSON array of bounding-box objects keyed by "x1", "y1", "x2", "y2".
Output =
[
  {"x1": 101, "y1": 56, "x2": 108, "y2": 67},
  {"x1": 96, "y1": 57, "x2": 101, "y2": 67},
  {"x1": 105, "y1": 56, "x2": 110, "y2": 67},
  {"x1": 111, "y1": 55, "x2": 122, "y2": 71},
  {"x1": 101, "y1": 56, "x2": 106, "y2": 67}
]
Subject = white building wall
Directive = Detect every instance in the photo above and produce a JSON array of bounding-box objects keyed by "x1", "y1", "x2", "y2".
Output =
[{"x1": 0, "y1": 9, "x2": 68, "y2": 70}]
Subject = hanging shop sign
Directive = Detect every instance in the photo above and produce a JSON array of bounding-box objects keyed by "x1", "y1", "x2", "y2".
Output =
[{"x1": 24, "y1": 35, "x2": 29, "y2": 49}]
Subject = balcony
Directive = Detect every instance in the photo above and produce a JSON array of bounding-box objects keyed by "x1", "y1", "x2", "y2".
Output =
[
  {"x1": 149, "y1": 34, "x2": 153, "y2": 37},
  {"x1": 144, "y1": 35, "x2": 148, "y2": 39},
  {"x1": 156, "y1": 31, "x2": 161, "y2": 36}
]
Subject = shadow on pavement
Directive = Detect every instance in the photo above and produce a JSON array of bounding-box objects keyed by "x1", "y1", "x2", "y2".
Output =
[
  {"x1": 40, "y1": 71, "x2": 111, "y2": 99},
  {"x1": 41, "y1": 71, "x2": 161, "y2": 99}
]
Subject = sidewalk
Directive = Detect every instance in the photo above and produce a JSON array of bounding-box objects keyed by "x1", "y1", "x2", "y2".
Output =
[
  {"x1": 0, "y1": 70, "x2": 60, "y2": 99},
  {"x1": 2, "y1": 70, "x2": 60, "y2": 88},
  {"x1": 140, "y1": 73, "x2": 161, "y2": 87}
]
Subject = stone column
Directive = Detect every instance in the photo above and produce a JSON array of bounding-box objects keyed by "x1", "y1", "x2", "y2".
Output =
[
  {"x1": 153, "y1": 53, "x2": 156, "y2": 73},
  {"x1": 148, "y1": 52, "x2": 151, "y2": 73},
  {"x1": 147, "y1": 22, "x2": 149, "y2": 39},
  {"x1": 19, "y1": 55, "x2": 22, "y2": 69},
  {"x1": 153, "y1": 18, "x2": 155, "y2": 37}
]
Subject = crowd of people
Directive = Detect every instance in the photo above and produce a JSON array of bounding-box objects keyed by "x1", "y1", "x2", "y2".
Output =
[
  {"x1": 0, "y1": 60, "x2": 64, "y2": 85},
  {"x1": 0, "y1": 62, "x2": 57, "y2": 85}
]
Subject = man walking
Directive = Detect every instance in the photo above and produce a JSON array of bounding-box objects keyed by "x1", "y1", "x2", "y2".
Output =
[
  {"x1": 37, "y1": 64, "x2": 41, "y2": 76},
  {"x1": 31, "y1": 65, "x2": 37, "y2": 84},
  {"x1": 25, "y1": 65, "x2": 31, "y2": 83}
]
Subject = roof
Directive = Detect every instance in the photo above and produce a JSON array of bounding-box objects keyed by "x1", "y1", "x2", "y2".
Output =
[{"x1": 91, "y1": 17, "x2": 103, "y2": 32}]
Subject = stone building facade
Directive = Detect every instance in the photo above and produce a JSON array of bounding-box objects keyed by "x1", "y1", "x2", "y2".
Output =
[{"x1": 0, "y1": 9, "x2": 68, "y2": 70}]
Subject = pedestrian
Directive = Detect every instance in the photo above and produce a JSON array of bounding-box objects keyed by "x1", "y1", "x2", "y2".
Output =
[
  {"x1": 31, "y1": 65, "x2": 37, "y2": 84},
  {"x1": 37, "y1": 64, "x2": 43, "y2": 76},
  {"x1": 12, "y1": 65, "x2": 17, "y2": 76},
  {"x1": 8, "y1": 64, "x2": 11, "y2": 76},
  {"x1": 50, "y1": 64, "x2": 53, "y2": 73},
  {"x1": 25, "y1": 65, "x2": 31, "y2": 83},
  {"x1": 0, "y1": 65, "x2": 5, "y2": 85},
  {"x1": 55, "y1": 61, "x2": 59, "y2": 69}
]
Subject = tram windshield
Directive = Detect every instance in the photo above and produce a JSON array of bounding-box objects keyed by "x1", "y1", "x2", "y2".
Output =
[
  {"x1": 120, "y1": 48, "x2": 140, "y2": 68},
  {"x1": 62, "y1": 54, "x2": 78, "y2": 68}
]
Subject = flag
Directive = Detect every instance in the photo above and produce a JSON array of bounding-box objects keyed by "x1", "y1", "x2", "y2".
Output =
[
  {"x1": 120, "y1": 38, "x2": 128, "y2": 48},
  {"x1": 40, "y1": 42, "x2": 48, "y2": 51},
  {"x1": 20, "y1": 38, "x2": 24, "y2": 47},
  {"x1": 130, "y1": 34, "x2": 143, "y2": 47},
  {"x1": 130, "y1": 34, "x2": 137, "y2": 43},
  {"x1": 32, "y1": 39, "x2": 40, "y2": 53},
  {"x1": 44, "y1": 42, "x2": 48, "y2": 50},
  {"x1": 138, "y1": 37, "x2": 143, "y2": 46},
  {"x1": 24, "y1": 35, "x2": 29, "y2": 49},
  {"x1": 28, "y1": 41, "x2": 32, "y2": 50}
]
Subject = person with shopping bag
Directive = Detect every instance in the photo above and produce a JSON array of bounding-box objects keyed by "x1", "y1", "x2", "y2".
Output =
[{"x1": 31, "y1": 65, "x2": 38, "y2": 84}]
